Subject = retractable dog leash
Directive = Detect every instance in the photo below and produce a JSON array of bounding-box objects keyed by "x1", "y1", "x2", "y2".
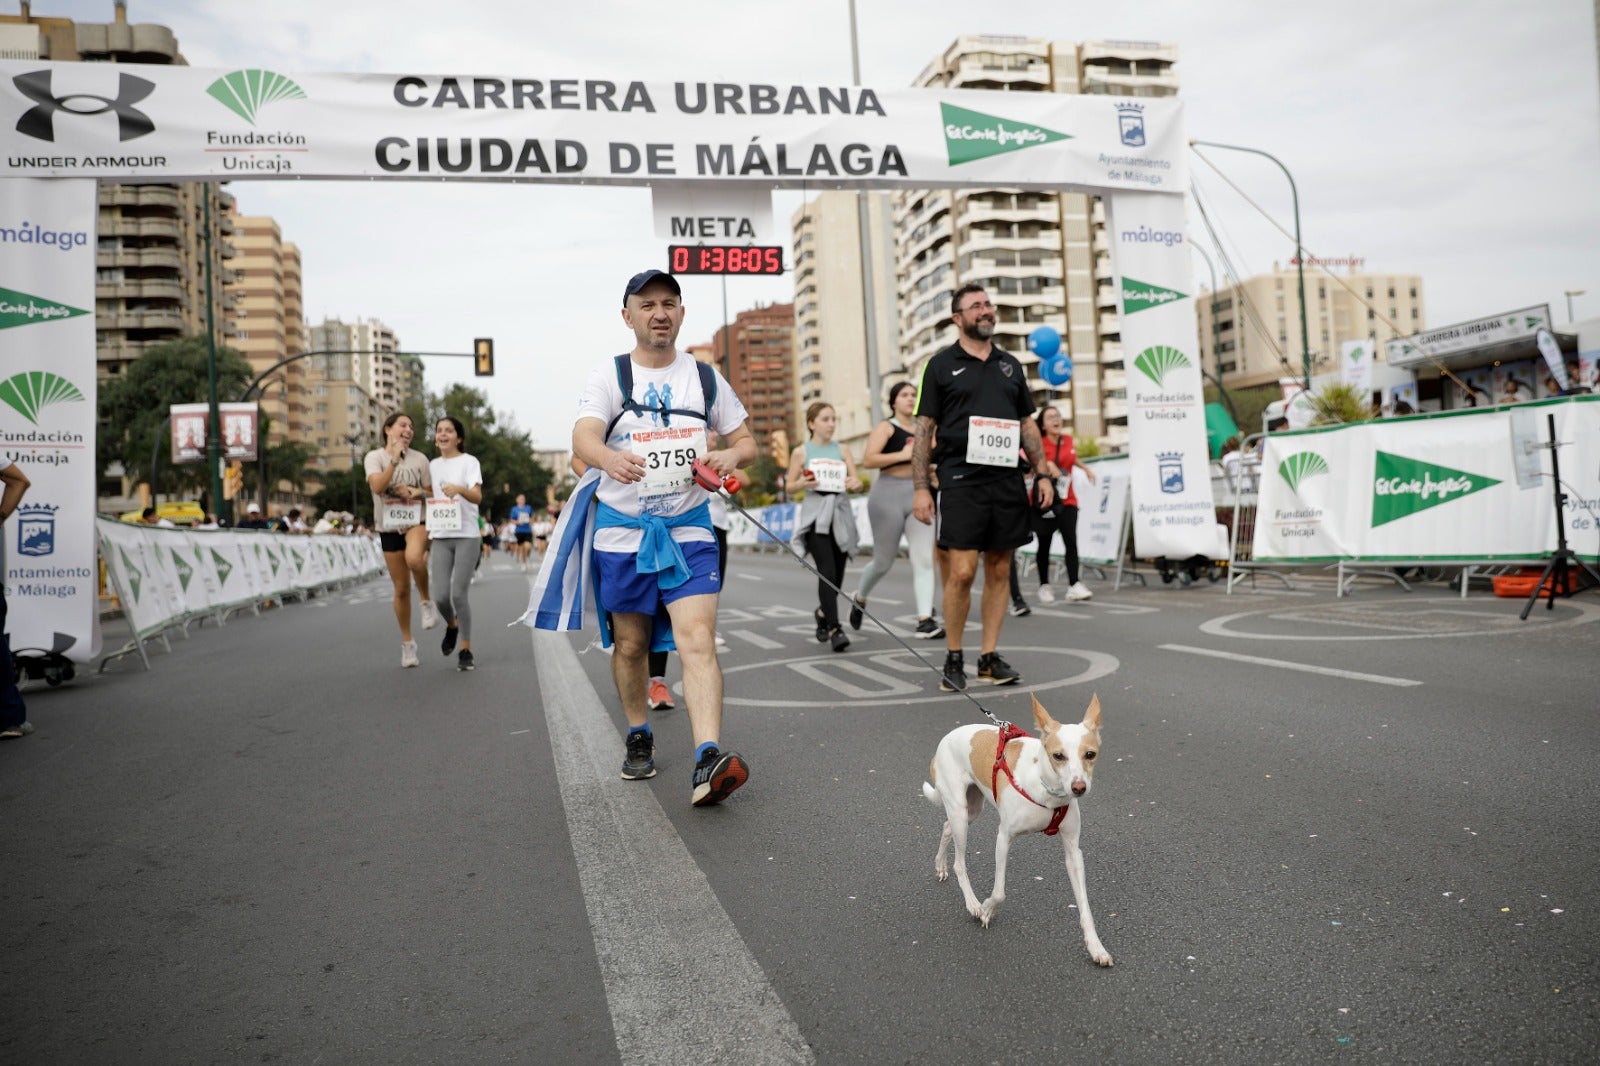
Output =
[{"x1": 692, "y1": 461, "x2": 1009, "y2": 728}]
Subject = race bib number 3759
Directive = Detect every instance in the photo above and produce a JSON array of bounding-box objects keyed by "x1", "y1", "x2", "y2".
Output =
[{"x1": 632, "y1": 426, "x2": 707, "y2": 494}]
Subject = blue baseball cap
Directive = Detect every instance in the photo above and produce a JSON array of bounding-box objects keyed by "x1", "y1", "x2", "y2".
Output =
[{"x1": 622, "y1": 268, "x2": 681, "y2": 306}]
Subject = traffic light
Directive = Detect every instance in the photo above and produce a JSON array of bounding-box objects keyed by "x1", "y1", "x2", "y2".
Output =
[
  {"x1": 474, "y1": 337, "x2": 494, "y2": 377},
  {"x1": 770, "y1": 429, "x2": 789, "y2": 465},
  {"x1": 222, "y1": 461, "x2": 244, "y2": 500}
]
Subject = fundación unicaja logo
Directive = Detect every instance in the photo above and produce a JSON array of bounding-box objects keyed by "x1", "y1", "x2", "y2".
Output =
[
  {"x1": 206, "y1": 69, "x2": 307, "y2": 124},
  {"x1": 0, "y1": 371, "x2": 86, "y2": 425},
  {"x1": 1122, "y1": 277, "x2": 1187, "y2": 315},
  {"x1": 0, "y1": 288, "x2": 89, "y2": 332},
  {"x1": 1371, "y1": 450, "x2": 1499, "y2": 527},
  {"x1": 940, "y1": 102, "x2": 1070, "y2": 166},
  {"x1": 1279, "y1": 451, "x2": 1330, "y2": 495},
  {"x1": 1133, "y1": 344, "x2": 1192, "y2": 387}
]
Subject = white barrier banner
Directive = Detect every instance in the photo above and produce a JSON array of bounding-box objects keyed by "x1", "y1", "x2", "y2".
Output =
[
  {"x1": 1077, "y1": 457, "x2": 1132, "y2": 566},
  {"x1": 1254, "y1": 396, "x2": 1600, "y2": 562},
  {"x1": 0, "y1": 60, "x2": 1186, "y2": 194},
  {"x1": 96, "y1": 519, "x2": 188, "y2": 638},
  {"x1": 1, "y1": 177, "x2": 101, "y2": 663},
  {"x1": 1107, "y1": 190, "x2": 1219, "y2": 557}
]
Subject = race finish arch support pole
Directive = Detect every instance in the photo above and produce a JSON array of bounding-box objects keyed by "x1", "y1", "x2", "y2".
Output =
[{"x1": 202, "y1": 185, "x2": 226, "y2": 525}]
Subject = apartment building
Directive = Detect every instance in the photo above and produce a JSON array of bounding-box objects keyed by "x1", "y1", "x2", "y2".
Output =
[
  {"x1": 1, "y1": 4, "x2": 234, "y2": 381},
  {"x1": 706, "y1": 303, "x2": 798, "y2": 460},
  {"x1": 224, "y1": 212, "x2": 308, "y2": 449},
  {"x1": 305, "y1": 317, "x2": 404, "y2": 475},
  {"x1": 894, "y1": 36, "x2": 1179, "y2": 449},
  {"x1": 1195, "y1": 262, "x2": 1425, "y2": 389},
  {"x1": 790, "y1": 192, "x2": 898, "y2": 453}
]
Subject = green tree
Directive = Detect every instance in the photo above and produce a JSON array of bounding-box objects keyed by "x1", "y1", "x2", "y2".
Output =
[
  {"x1": 1308, "y1": 382, "x2": 1375, "y2": 427},
  {"x1": 98, "y1": 336, "x2": 253, "y2": 501},
  {"x1": 313, "y1": 466, "x2": 374, "y2": 524},
  {"x1": 426, "y1": 384, "x2": 552, "y2": 523}
]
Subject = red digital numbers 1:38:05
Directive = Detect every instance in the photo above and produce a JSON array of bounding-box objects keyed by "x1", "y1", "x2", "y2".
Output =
[{"x1": 668, "y1": 245, "x2": 784, "y2": 275}]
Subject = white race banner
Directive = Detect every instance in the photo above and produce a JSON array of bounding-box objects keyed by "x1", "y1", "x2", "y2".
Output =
[
  {"x1": 0, "y1": 61, "x2": 1186, "y2": 194},
  {"x1": 1, "y1": 177, "x2": 101, "y2": 663},
  {"x1": 1106, "y1": 190, "x2": 1219, "y2": 557},
  {"x1": 1077, "y1": 456, "x2": 1132, "y2": 566},
  {"x1": 1254, "y1": 396, "x2": 1600, "y2": 563}
]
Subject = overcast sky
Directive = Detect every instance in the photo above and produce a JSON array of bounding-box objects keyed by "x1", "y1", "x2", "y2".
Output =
[{"x1": 21, "y1": 0, "x2": 1600, "y2": 447}]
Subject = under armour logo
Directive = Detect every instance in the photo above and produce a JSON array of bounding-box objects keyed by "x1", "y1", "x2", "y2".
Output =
[{"x1": 13, "y1": 70, "x2": 156, "y2": 143}]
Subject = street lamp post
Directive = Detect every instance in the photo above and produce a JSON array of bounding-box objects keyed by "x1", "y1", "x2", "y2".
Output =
[
  {"x1": 1191, "y1": 139, "x2": 1311, "y2": 392},
  {"x1": 1191, "y1": 242, "x2": 1240, "y2": 428},
  {"x1": 1565, "y1": 289, "x2": 1586, "y2": 322},
  {"x1": 345, "y1": 433, "x2": 362, "y2": 516}
]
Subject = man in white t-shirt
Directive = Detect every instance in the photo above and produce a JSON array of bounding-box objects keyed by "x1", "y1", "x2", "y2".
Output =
[{"x1": 572, "y1": 268, "x2": 757, "y2": 806}]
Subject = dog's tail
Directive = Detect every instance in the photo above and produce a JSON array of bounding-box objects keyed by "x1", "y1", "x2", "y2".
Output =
[{"x1": 921, "y1": 763, "x2": 940, "y2": 805}]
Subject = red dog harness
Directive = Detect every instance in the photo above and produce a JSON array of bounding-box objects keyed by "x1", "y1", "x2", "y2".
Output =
[{"x1": 990, "y1": 723, "x2": 1070, "y2": 835}]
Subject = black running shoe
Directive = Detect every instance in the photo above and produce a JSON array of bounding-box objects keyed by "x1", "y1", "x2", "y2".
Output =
[
  {"x1": 977, "y1": 651, "x2": 1021, "y2": 686},
  {"x1": 441, "y1": 625, "x2": 459, "y2": 657},
  {"x1": 1010, "y1": 600, "x2": 1032, "y2": 617},
  {"x1": 830, "y1": 627, "x2": 850, "y2": 652},
  {"x1": 456, "y1": 648, "x2": 475, "y2": 672},
  {"x1": 940, "y1": 651, "x2": 967, "y2": 692},
  {"x1": 848, "y1": 597, "x2": 865, "y2": 631},
  {"x1": 621, "y1": 729, "x2": 657, "y2": 780},
  {"x1": 691, "y1": 747, "x2": 749, "y2": 806},
  {"x1": 814, "y1": 609, "x2": 828, "y2": 642},
  {"x1": 914, "y1": 617, "x2": 945, "y2": 639}
]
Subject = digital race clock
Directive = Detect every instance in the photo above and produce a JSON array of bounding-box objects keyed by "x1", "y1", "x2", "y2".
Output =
[{"x1": 668, "y1": 245, "x2": 784, "y2": 275}]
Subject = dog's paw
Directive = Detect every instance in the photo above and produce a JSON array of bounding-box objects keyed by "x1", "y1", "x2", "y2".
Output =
[
  {"x1": 936, "y1": 868, "x2": 949, "y2": 882},
  {"x1": 978, "y1": 898, "x2": 1000, "y2": 927},
  {"x1": 1089, "y1": 945, "x2": 1113, "y2": 967}
]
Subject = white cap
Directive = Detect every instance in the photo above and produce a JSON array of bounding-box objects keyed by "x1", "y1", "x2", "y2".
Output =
[
  {"x1": 246, "y1": 502, "x2": 261, "y2": 513},
  {"x1": 1264, "y1": 400, "x2": 1288, "y2": 419}
]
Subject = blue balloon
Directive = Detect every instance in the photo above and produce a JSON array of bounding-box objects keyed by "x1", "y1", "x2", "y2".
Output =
[
  {"x1": 1027, "y1": 325, "x2": 1061, "y2": 360},
  {"x1": 1039, "y1": 354, "x2": 1073, "y2": 387}
]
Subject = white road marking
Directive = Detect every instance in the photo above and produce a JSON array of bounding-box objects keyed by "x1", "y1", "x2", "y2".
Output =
[
  {"x1": 729, "y1": 629, "x2": 785, "y2": 650},
  {"x1": 509, "y1": 729, "x2": 530, "y2": 735},
  {"x1": 1159, "y1": 644, "x2": 1422, "y2": 687},
  {"x1": 531, "y1": 632, "x2": 813, "y2": 1066}
]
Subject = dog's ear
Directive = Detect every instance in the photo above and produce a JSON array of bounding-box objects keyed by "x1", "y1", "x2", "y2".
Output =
[
  {"x1": 1083, "y1": 693, "x2": 1103, "y2": 731},
  {"x1": 1031, "y1": 694, "x2": 1058, "y2": 731}
]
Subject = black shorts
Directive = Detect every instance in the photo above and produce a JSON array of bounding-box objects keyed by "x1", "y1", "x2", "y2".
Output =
[
  {"x1": 936, "y1": 476, "x2": 1032, "y2": 552},
  {"x1": 380, "y1": 530, "x2": 408, "y2": 553},
  {"x1": 515, "y1": 531, "x2": 533, "y2": 544}
]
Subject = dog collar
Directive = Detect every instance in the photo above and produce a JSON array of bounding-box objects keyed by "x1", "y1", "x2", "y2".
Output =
[{"x1": 991, "y1": 723, "x2": 1070, "y2": 836}]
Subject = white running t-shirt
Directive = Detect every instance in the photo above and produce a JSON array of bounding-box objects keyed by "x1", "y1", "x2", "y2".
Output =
[
  {"x1": 426, "y1": 453, "x2": 483, "y2": 540},
  {"x1": 575, "y1": 351, "x2": 747, "y2": 553}
]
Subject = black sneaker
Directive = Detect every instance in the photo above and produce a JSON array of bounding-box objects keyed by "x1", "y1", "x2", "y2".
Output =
[
  {"x1": 1010, "y1": 600, "x2": 1032, "y2": 617},
  {"x1": 621, "y1": 729, "x2": 657, "y2": 780},
  {"x1": 848, "y1": 596, "x2": 865, "y2": 631},
  {"x1": 441, "y1": 625, "x2": 459, "y2": 656},
  {"x1": 940, "y1": 651, "x2": 967, "y2": 692},
  {"x1": 456, "y1": 648, "x2": 475, "y2": 672},
  {"x1": 830, "y1": 627, "x2": 851, "y2": 652},
  {"x1": 977, "y1": 651, "x2": 1021, "y2": 686},
  {"x1": 914, "y1": 617, "x2": 945, "y2": 639},
  {"x1": 691, "y1": 747, "x2": 748, "y2": 806},
  {"x1": 814, "y1": 609, "x2": 828, "y2": 643}
]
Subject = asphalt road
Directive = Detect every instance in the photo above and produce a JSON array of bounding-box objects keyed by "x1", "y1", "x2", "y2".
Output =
[{"x1": 2, "y1": 547, "x2": 1597, "y2": 1064}]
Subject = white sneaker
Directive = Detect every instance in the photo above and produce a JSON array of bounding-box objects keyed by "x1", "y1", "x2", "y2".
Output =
[
  {"x1": 1067, "y1": 581, "x2": 1093, "y2": 601},
  {"x1": 1037, "y1": 584, "x2": 1057, "y2": 604},
  {"x1": 421, "y1": 600, "x2": 439, "y2": 630},
  {"x1": 714, "y1": 631, "x2": 728, "y2": 647},
  {"x1": 401, "y1": 641, "x2": 420, "y2": 668}
]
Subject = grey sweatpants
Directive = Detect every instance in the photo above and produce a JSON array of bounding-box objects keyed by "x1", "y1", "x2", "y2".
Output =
[{"x1": 430, "y1": 537, "x2": 477, "y2": 642}]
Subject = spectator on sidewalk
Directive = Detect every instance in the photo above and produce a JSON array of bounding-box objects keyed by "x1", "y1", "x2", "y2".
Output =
[{"x1": 1, "y1": 459, "x2": 34, "y2": 739}]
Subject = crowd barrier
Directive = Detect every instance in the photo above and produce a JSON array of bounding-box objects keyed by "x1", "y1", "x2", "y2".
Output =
[{"x1": 94, "y1": 517, "x2": 386, "y2": 671}]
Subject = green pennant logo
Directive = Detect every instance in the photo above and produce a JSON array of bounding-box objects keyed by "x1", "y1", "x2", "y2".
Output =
[
  {"x1": 170, "y1": 547, "x2": 194, "y2": 591},
  {"x1": 210, "y1": 548, "x2": 233, "y2": 583},
  {"x1": 1371, "y1": 451, "x2": 1500, "y2": 527},
  {"x1": 0, "y1": 286, "x2": 89, "y2": 331},
  {"x1": 119, "y1": 547, "x2": 142, "y2": 602},
  {"x1": 1279, "y1": 452, "x2": 1331, "y2": 495},
  {"x1": 940, "y1": 102, "x2": 1070, "y2": 166},
  {"x1": 1122, "y1": 276, "x2": 1188, "y2": 315}
]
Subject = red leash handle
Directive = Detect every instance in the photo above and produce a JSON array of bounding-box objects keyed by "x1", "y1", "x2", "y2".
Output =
[{"x1": 692, "y1": 459, "x2": 740, "y2": 495}]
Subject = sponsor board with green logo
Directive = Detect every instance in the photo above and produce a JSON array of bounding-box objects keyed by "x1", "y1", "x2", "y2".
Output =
[
  {"x1": 1133, "y1": 345, "x2": 1192, "y2": 387},
  {"x1": 0, "y1": 286, "x2": 89, "y2": 331},
  {"x1": 1370, "y1": 451, "x2": 1499, "y2": 528},
  {"x1": 207, "y1": 70, "x2": 308, "y2": 124},
  {"x1": 940, "y1": 103, "x2": 1070, "y2": 166},
  {"x1": 1122, "y1": 277, "x2": 1187, "y2": 315}
]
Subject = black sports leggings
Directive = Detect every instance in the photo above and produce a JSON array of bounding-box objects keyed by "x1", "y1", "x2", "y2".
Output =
[
  {"x1": 804, "y1": 529, "x2": 849, "y2": 630},
  {"x1": 648, "y1": 527, "x2": 729, "y2": 678},
  {"x1": 1035, "y1": 504, "x2": 1081, "y2": 586}
]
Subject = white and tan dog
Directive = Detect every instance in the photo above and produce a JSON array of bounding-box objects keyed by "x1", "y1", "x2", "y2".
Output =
[{"x1": 921, "y1": 693, "x2": 1111, "y2": 966}]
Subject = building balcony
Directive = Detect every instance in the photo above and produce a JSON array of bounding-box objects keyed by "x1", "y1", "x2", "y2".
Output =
[
  {"x1": 1098, "y1": 313, "x2": 1122, "y2": 336},
  {"x1": 901, "y1": 219, "x2": 953, "y2": 262},
  {"x1": 97, "y1": 246, "x2": 183, "y2": 272},
  {"x1": 103, "y1": 309, "x2": 186, "y2": 332},
  {"x1": 96, "y1": 279, "x2": 186, "y2": 303},
  {"x1": 1101, "y1": 368, "x2": 1128, "y2": 392},
  {"x1": 1083, "y1": 69, "x2": 1180, "y2": 93},
  {"x1": 960, "y1": 200, "x2": 1060, "y2": 226},
  {"x1": 98, "y1": 185, "x2": 181, "y2": 211},
  {"x1": 951, "y1": 59, "x2": 1049, "y2": 90},
  {"x1": 218, "y1": 216, "x2": 236, "y2": 235},
  {"x1": 991, "y1": 286, "x2": 1065, "y2": 308},
  {"x1": 1091, "y1": 230, "x2": 1111, "y2": 256},
  {"x1": 102, "y1": 217, "x2": 182, "y2": 241},
  {"x1": 1096, "y1": 284, "x2": 1117, "y2": 310},
  {"x1": 1102, "y1": 397, "x2": 1129, "y2": 422},
  {"x1": 1099, "y1": 341, "x2": 1124, "y2": 364},
  {"x1": 1091, "y1": 200, "x2": 1107, "y2": 226}
]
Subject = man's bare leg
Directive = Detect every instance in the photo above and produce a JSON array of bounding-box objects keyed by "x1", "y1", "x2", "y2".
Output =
[
  {"x1": 942, "y1": 548, "x2": 979, "y2": 653},
  {"x1": 980, "y1": 549, "x2": 1012, "y2": 655},
  {"x1": 608, "y1": 612, "x2": 652, "y2": 729},
  {"x1": 664, "y1": 593, "x2": 720, "y2": 746}
]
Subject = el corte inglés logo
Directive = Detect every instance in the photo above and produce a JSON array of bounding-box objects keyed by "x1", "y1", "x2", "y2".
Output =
[
  {"x1": 1122, "y1": 277, "x2": 1187, "y2": 315},
  {"x1": 1279, "y1": 451, "x2": 1330, "y2": 495},
  {"x1": 940, "y1": 102, "x2": 1070, "y2": 166},
  {"x1": 1371, "y1": 450, "x2": 1499, "y2": 527},
  {"x1": 207, "y1": 70, "x2": 307, "y2": 124},
  {"x1": 0, "y1": 286, "x2": 88, "y2": 331}
]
